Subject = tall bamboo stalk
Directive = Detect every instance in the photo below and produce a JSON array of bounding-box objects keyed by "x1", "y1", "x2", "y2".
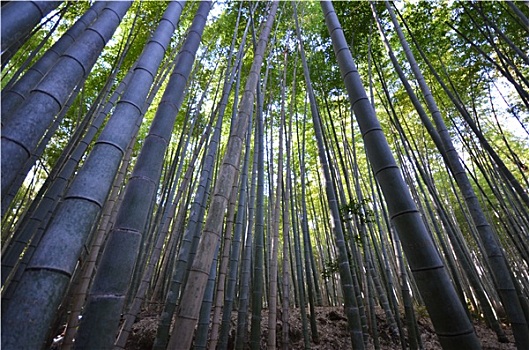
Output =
[
  {"x1": 321, "y1": 1, "x2": 481, "y2": 348},
  {"x1": 168, "y1": 3, "x2": 279, "y2": 349}
]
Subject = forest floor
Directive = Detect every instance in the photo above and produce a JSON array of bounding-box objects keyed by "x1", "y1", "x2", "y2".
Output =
[{"x1": 125, "y1": 306, "x2": 516, "y2": 349}]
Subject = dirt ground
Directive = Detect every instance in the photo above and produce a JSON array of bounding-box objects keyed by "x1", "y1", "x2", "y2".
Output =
[{"x1": 125, "y1": 306, "x2": 515, "y2": 349}]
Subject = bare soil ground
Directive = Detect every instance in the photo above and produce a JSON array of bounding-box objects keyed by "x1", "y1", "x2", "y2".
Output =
[{"x1": 125, "y1": 306, "x2": 515, "y2": 349}]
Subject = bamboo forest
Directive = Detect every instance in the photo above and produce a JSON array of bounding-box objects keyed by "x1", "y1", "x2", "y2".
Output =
[{"x1": 1, "y1": 1, "x2": 529, "y2": 349}]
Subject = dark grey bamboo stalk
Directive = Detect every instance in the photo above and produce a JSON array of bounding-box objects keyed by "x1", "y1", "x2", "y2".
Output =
[
  {"x1": 385, "y1": 2, "x2": 529, "y2": 347},
  {"x1": 506, "y1": 0, "x2": 529, "y2": 31},
  {"x1": 375, "y1": 56, "x2": 510, "y2": 343},
  {"x1": 321, "y1": 1, "x2": 481, "y2": 348},
  {"x1": 63, "y1": 141, "x2": 134, "y2": 350},
  {"x1": 267, "y1": 49, "x2": 286, "y2": 349},
  {"x1": 250, "y1": 71, "x2": 266, "y2": 350},
  {"x1": 2, "y1": 5, "x2": 67, "y2": 70},
  {"x1": 0, "y1": 2, "x2": 202, "y2": 348},
  {"x1": 195, "y1": 242, "x2": 221, "y2": 349},
  {"x1": 217, "y1": 86, "x2": 253, "y2": 350},
  {"x1": 205, "y1": 21, "x2": 251, "y2": 350},
  {"x1": 2, "y1": 3, "x2": 68, "y2": 93},
  {"x1": 72, "y1": 3, "x2": 204, "y2": 348},
  {"x1": 114, "y1": 97, "x2": 212, "y2": 348},
  {"x1": 293, "y1": 98, "x2": 311, "y2": 349},
  {"x1": 1, "y1": 1, "x2": 132, "y2": 197},
  {"x1": 282, "y1": 99, "x2": 294, "y2": 349},
  {"x1": 1, "y1": 56, "x2": 133, "y2": 291},
  {"x1": 1, "y1": 1, "x2": 62, "y2": 54},
  {"x1": 1, "y1": 1, "x2": 106, "y2": 120}
]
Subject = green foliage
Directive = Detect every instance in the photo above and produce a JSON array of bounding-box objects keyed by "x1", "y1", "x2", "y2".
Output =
[
  {"x1": 322, "y1": 258, "x2": 339, "y2": 280},
  {"x1": 339, "y1": 198, "x2": 374, "y2": 225}
]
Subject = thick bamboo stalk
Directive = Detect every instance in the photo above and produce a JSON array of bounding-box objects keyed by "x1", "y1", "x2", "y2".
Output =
[
  {"x1": 321, "y1": 1, "x2": 481, "y2": 348},
  {"x1": 1, "y1": 2, "x2": 132, "y2": 196}
]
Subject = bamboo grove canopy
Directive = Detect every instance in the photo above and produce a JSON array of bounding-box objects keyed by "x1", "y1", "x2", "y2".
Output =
[{"x1": 1, "y1": 1, "x2": 528, "y2": 349}]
